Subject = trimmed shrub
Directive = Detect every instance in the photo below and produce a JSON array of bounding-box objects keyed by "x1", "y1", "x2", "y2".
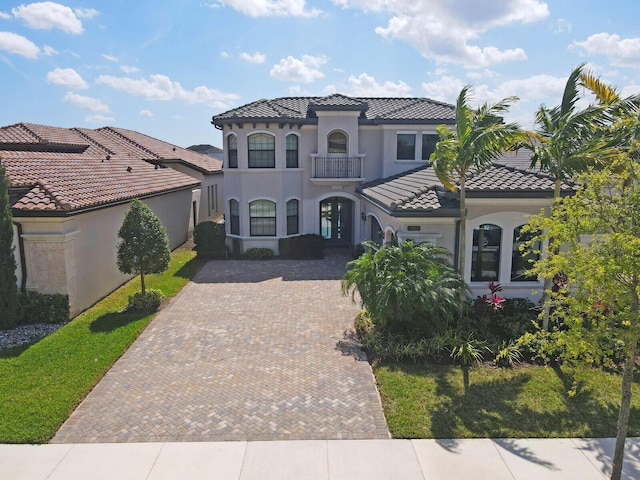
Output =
[
  {"x1": 193, "y1": 221, "x2": 228, "y2": 258},
  {"x1": 244, "y1": 248, "x2": 274, "y2": 259},
  {"x1": 352, "y1": 242, "x2": 366, "y2": 259},
  {"x1": 127, "y1": 289, "x2": 164, "y2": 312},
  {"x1": 280, "y1": 234, "x2": 324, "y2": 259},
  {"x1": 20, "y1": 292, "x2": 69, "y2": 325},
  {"x1": 231, "y1": 238, "x2": 241, "y2": 258}
]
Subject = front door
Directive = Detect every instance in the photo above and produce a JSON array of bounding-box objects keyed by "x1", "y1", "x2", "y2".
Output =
[{"x1": 320, "y1": 198, "x2": 353, "y2": 247}]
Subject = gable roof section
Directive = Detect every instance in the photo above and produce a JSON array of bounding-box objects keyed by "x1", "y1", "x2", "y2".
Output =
[
  {"x1": 212, "y1": 94, "x2": 455, "y2": 126},
  {"x1": 358, "y1": 152, "x2": 573, "y2": 217},
  {"x1": 1, "y1": 122, "x2": 206, "y2": 215}
]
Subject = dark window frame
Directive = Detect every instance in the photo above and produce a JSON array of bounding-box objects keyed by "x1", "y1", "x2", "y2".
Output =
[
  {"x1": 286, "y1": 199, "x2": 299, "y2": 235},
  {"x1": 248, "y1": 133, "x2": 275, "y2": 168},
  {"x1": 511, "y1": 225, "x2": 540, "y2": 282},
  {"x1": 471, "y1": 223, "x2": 502, "y2": 282},
  {"x1": 421, "y1": 134, "x2": 438, "y2": 162},
  {"x1": 328, "y1": 131, "x2": 347, "y2": 154},
  {"x1": 286, "y1": 134, "x2": 299, "y2": 168},
  {"x1": 249, "y1": 200, "x2": 276, "y2": 236},
  {"x1": 228, "y1": 134, "x2": 238, "y2": 168},
  {"x1": 229, "y1": 199, "x2": 240, "y2": 235},
  {"x1": 397, "y1": 133, "x2": 416, "y2": 160}
]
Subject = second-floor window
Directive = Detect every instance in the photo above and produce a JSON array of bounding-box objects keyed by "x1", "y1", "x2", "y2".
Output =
[
  {"x1": 228, "y1": 134, "x2": 238, "y2": 168},
  {"x1": 328, "y1": 131, "x2": 347, "y2": 154},
  {"x1": 397, "y1": 133, "x2": 416, "y2": 160},
  {"x1": 286, "y1": 134, "x2": 298, "y2": 168},
  {"x1": 421, "y1": 134, "x2": 438, "y2": 162},
  {"x1": 248, "y1": 133, "x2": 275, "y2": 168}
]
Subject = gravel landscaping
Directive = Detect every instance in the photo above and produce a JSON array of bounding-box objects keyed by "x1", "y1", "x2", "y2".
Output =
[{"x1": 0, "y1": 323, "x2": 66, "y2": 351}]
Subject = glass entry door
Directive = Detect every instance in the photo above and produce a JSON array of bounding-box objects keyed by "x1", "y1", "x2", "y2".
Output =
[{"x1": 320, "y1": 198, "x2": 353, "y2": 247}]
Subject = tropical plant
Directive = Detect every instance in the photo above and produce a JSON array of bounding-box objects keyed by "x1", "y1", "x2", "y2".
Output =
[
  {"x1": 117, "y1": 199, "x2": 171, "y2": 295},
  {"x1": 0, "y1": 162, "x2": 20, "y2": 328},
  {"x1": 493, "y1": 340, "x2": 523, "y2": 368},
  {"x1": 450, "y1": 334, "x2": 489, "y2": 393},
  {"x1": 342, "y1": 240, "x2": 468, "y2": 334},
  {"x1": 431, "y1": 85, "x2": 522, "y2": 276}
]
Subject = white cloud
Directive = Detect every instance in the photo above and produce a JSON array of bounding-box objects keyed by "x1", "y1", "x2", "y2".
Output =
[
  {"x1": 12, "y1": 2, "x2": 84, "y2": 34},
  {"x1": 64, "y1": 92, "x2": 110, "y2": 112},
  {"x1": 120, "y1": 65, "x2": 139, "y2": 74},
  {"x1": 95, "y1": 73, "x2": 240, "y2": 108},
  {"x1": 84, "y1": 114, "x2": 114, "y2": 124},
  {"x1": 47, "y1": 67, "x2": 89, "y2": 89},
  {"x1": 0, "y1": 31, "x2": 40, "y2": 58},
  {"x1": 333, "y1": 0, "x2": 548, "y2": 67},
  {"x1": 0, "y1": 12, "x2": 10, "y2": 19},
  {"x1": 216, "y1": 0, "x2": 321, "y2": 17},
  {"x1": 220, "y1": 51, "x2": 231, "y2": 58},
  {"x1": 102, "y1": 53, "x2": 118, "y2": 62},
  {"x1": 270, "y1": 54, "x2": 327, "y2": 83},
  {"x1": 421, "y1": 75, "x2": 467, "y2": 103},
  {"x1": 42, "y1": 44, "x2": 57, "y2": 55},
  {"x1": 139, "y1": 109, "x2": 154, "y2": 118},
  {"x1": 74, "y1": 8, "x2": 99, "y2": 19},
  {"x1": 571, "y1": 33, "x2": 640, "y2": 68},
  {"x1": 347, "y1": 73, "x2": 412, "y2": 97},
  {"x1": 240, "y1": 51, "x2": 266, "y2": 64}
]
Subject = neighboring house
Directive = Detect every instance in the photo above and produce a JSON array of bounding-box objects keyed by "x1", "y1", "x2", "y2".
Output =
[
  {"x1": 187, "y1": 144, "x2": 224, "y2": 160},
  {"x1": 1, "y1": 122, "x2": 216, "y2": 316},
  {"x1": 211, "y1": 94, "x2": 567, "y2": 300}
]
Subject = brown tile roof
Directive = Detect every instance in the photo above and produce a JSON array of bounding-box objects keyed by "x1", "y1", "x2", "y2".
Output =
[
  {"x1": 212, "y1": 94, "x2": 455, "y2": 125},
  {"x1": 1, "y1": 122, "x2": 207, "y2": 214},
  {"x1": 358, "y1": 151, "x2": 573, "y2": 216}
]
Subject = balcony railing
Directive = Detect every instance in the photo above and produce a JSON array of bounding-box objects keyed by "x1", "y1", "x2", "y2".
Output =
[{"x1": 311, "y1": 156, "x2": 363, "y2": 179}]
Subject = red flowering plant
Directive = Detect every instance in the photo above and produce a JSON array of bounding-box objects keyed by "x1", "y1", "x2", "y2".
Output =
[{"x1": 481, "y1": 281, "x2": 505, "y2": 312}]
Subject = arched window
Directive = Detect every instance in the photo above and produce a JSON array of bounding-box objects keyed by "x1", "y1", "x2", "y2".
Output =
[
  {"x1": 286, "y1": 134, "x2": 298, "y2": 168},
  {"x1": 471, "y1": 224, "x2": 502, "y2": 282},
  {"x1": 511, "y1": 225, "x2": 540, "y2": 281},
  {"x1": 248, "y1": 133, "x2": 275, "y2": 168},
  {"x1": 287, "y1": 199, "x2": 299, "y2": 235},
  {"x1": 227, "y1": 134, "x2": 238, "y2": 168},
  {"x1": 328, "y1": 131, "x2": 347, "y2": 154},
  {"x1": 249, "y1": 200, "x2": 276, "y2": 236},
  {"x1": 229, "y1": 199, "x2": 239, "y2": 235}
]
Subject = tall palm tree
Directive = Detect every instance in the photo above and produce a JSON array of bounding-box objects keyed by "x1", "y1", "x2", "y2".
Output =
[
  {"x1": 431, "y1": 85, "x2": 521, "y2": 277},
  {"x1": 529, "y1": 63, "x2": 614, "y2": 200}
]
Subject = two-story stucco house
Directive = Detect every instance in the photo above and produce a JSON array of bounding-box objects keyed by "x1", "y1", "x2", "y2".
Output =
[{"x1": 211, "y1": 94, "x2": 566, "y2": 300}]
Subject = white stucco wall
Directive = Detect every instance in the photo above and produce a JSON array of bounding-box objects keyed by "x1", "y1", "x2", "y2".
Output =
[
  {"x1": 16, "y1": 188, "x2": 193, "y2": 317},
  {"x1": 166, "y1": 163, "x2": 223, "y2": 224}
]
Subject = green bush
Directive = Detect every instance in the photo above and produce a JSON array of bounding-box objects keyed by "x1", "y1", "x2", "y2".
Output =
[
  {"x1": 279, "y1": 234, "x2": 324, "y2": 259},
  {"x1": 193, "y1": 221, "x2": 228, "y2": 258},
  {"x1": 467, "y1": 294, "x2": 539, "y2": 342},
  {"x1": 20, "y1": 292, "x2": 69, "y2": 325},
  {"x1": 244, "y1": 248, "x2": 274, "y2": 259},
  {"x1": 352, "y1": 242, "x2": 366, "y2": 259},
  {"x1": 127, "y1": 289, "x2": 164, "y2": 312}
]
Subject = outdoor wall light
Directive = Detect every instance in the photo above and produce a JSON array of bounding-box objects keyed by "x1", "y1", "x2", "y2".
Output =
[{"x1": 361, "y1": 211, "x2": 366, "y2": 221}]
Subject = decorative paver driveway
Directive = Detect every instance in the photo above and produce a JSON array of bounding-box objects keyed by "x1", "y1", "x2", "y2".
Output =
[{"x1": 53, "y1": 254, "x2": 390, "y2": 443}]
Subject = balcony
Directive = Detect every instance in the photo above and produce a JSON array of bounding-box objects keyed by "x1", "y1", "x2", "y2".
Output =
[{"x1": 310, "y1": 155, "x2": 365, "y2": 185}]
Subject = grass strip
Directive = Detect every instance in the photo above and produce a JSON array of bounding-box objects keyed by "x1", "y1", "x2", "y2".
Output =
[
  {"x1": 0, "y1": 246, "x2": 205, "y2": 443},
  {"x1": 375, "y1": 362, "x2": 640, "y2": 439}
]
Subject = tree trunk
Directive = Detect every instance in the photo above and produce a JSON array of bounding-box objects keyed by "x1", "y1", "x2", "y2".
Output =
[
  {"x1": 459, "y1": 177, "x2": 466, "y2": 276},
  {"x1": 140, "y1": 269, "x2": 146, "y2": 295},
  {"x1": 611, "y1": 281, "x2": 639, "y2": 480},
  {"x1": 462, "y1": 366, "x2": 470, "y2": 395}
]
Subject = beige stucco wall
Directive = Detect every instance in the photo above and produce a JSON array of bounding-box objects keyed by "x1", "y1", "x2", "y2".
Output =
[
  {"x1": 166, "y1": 163, "x2": 223, "y2": 224},
  {"x1": 16, "y1": 188, "x2": 193, "y2": 317}
]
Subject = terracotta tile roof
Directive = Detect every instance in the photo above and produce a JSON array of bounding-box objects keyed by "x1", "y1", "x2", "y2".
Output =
[
  {"x1": 358, "y1": 151, "x2": 572, "y2": 216},
  {"x1": 212, "y1": 94, "x2": 455, "y2": 124},
  {"x1": 1, "y1": 122, "x2": 206, "y2": 214}
]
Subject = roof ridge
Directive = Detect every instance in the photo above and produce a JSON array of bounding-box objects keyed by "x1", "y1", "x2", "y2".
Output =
[
  {"x1": 35, "y1": 181, "x2": 72, "y2": 210},
  {"x1": 99, "y1": 127, "x2": 160, "y2": 159},
  {"x1": 18, "y1": 123, "x2": 45, "y2": 143},
  {"x1": 70, "y1": 128, "x2": 115, "y2": 156}
]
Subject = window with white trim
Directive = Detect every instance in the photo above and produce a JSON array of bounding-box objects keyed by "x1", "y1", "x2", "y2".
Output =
[
  {"x1": 248, "y1": 133, "x2": 275, "y2": 168},
  {"x1": 471, "y1": 224, "x2": 502, "y2": 282},
  {"x1": 511, "y1": 225, "x2": 540, "y2": 282},
  {"x1": 286, "y1": 134, "x2": 298, "y2": 168},
  {"x1": 397, "y1": 133, "x2": 416, "y2": 160},
  {"x1": 287, "y1": 199, "x2": 299, "y2": 235},
  {"x1": 228, "y1": 134, "x2": 238, "y2": 168},
  {"x1": 229, "y1": 199, "x2": 239, "y2": 235},
  {"x1": 250, "y1": 200, "x2": 276, "y2": 236},
  {"x1": 328, "y1": 131, "x2": 347, "y2": 154}
]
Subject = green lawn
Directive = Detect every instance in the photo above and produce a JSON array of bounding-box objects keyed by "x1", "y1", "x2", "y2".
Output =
[
  {"x1": 375, "y1": 362, "x2": 640, "y2": 439},
  {"x1": 0, "y1": 246, "x2": 205, "y2": 444}
]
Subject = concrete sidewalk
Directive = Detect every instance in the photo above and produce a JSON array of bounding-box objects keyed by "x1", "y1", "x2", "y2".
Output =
[{"x1": 2, "y1": 438, "x2": 639, "y2": 479}]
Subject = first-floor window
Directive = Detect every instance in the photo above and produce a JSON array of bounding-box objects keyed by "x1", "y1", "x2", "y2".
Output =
[
  {"x1": 229, "y1": 199, "x2": 239, "y2": 235},
  {"x1": 511, "y1": 225, "x2": 540, "y2": 281},
  {"x1": 471, "y1": 224, "x2": 502, "y2": 282},
  {"x1": 250, "y1": 200, "x2": 276, "y2": 236},
  {"x1": 287, "y1": 199, "x2": 299, "y2": 235}
]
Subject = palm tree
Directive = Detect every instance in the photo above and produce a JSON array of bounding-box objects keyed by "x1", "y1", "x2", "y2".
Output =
[
  {"x1": 529, "y1": 63, "x2": 614, "y2": 200},
  {"x1": 431, "y1": 85, "x2": 521, "y2": 277}
]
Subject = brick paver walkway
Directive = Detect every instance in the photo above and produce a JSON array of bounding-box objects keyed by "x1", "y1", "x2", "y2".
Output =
[{"x1": 52, "y1": 254, "x2": 390, "y2": 443}]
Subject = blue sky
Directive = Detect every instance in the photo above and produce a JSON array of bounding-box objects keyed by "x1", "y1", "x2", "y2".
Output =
[{"x1": 1, "y1": 1, "x2": 639, "y2": 148}]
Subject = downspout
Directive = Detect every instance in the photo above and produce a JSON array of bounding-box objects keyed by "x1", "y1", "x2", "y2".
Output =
[
  {"x1": 13, "y1": 221, "x2": 27, "y2": 293},
  {"x1": 453, "y1": 218, "x2": 461, "y2": 272}
]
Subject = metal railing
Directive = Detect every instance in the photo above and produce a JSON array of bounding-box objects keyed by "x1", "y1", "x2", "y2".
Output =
[{"x1": 312, "y1": 156, "x2": 362, "y2": 178}]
